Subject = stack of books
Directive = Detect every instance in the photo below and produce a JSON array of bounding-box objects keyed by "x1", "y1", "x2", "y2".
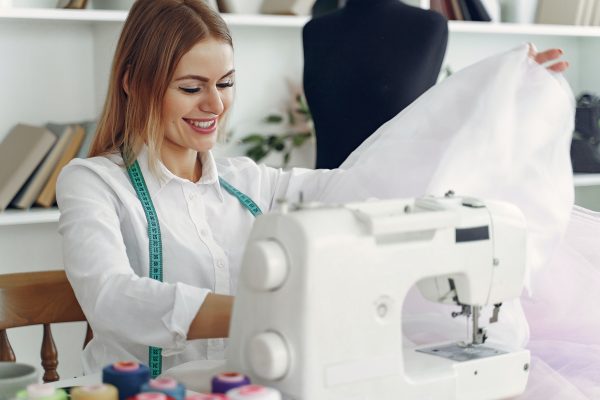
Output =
[
  {"x1": 536, "y1": 0, "x2": 600, "y2": 26},
  {"x1": 0, "y1": 121, "x2": 97, "y2": 212},
  {"x1": 430, "y1": 0, "x2": 492, "y2": 22}
]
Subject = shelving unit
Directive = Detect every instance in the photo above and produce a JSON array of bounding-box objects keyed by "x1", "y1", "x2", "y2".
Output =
[{"x1": 2, "y1": 5, "x2": 600, "y2": 377}]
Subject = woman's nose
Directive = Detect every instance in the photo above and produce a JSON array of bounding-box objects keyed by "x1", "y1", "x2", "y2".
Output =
[{"x1": 200, "y1": 86, "x2": 225, "y2": 115}]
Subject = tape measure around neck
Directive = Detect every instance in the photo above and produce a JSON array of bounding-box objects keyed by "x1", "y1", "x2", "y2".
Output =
[
  {"x1": 126, "y1": 159, "x2": 163, "y2": 378},
  {"x1": 126, "y1": 161, "x2": 262, "y2": 378},
  {"x1": 219, "y1": 177, "x2": 263, "y2": 216}
]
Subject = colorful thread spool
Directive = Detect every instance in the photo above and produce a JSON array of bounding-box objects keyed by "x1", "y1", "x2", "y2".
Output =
[
  {"x1": 140, "y1": 378, "x2": 185, "y2": 400},
  {"x1": 127, "y1": 393, "x2": 174, "y2": 400},
  {"x1": 226, "y1": 385, "x2": 281, "y2": 400},
  {"x1": 185, "y1": 395, "x2": 229, "y2": 400},
  {"x1": 103, "y1": 361, "x2": 151, "y2": 400},
  {"x1": 70, "y1": 384, "x2": 118, "y2": 400},
  {"x1": 211, "y1": 373, "x2": 250, "y2": 394},
  {"x1": 16, "y1": 383, "x2": 68, "y2": 400}
]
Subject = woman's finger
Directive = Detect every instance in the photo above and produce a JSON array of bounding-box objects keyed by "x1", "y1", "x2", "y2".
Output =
[
  {"x1": 534, "y1": 48, "x2": 564, "y2": 65},
  {"x1": 546, "y1": 61, "x2": 570, "y2": 73}
]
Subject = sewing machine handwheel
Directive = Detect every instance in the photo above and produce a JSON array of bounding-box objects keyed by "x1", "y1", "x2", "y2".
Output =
[
  {"x1": 243, "y1": 240, "x2": 289, "y2": 291},
  {"x1": 248, "y1": 331, "x2": 290, "y2": 381}
]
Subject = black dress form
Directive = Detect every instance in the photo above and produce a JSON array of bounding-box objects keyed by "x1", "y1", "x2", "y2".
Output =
[{"x1": 303, "y1": 0, "x2": 448, "y2": 169}]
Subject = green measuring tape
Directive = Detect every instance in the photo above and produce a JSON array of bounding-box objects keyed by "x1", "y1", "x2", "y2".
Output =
[{"x1": 126, "y1": 159, "x2": 262, "y2": 377}]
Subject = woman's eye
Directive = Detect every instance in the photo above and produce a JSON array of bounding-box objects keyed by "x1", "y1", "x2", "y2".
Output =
[
  {"x1": 217, "y1": 81, "x2": 235, "y2": 89},
  {"x1": 180, "y1": 87, "x2": 200, "y2": 94}
]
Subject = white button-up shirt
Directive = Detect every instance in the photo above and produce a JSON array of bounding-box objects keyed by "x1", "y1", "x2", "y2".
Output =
[{"x1": 56, "y1": 146, "x2": 339, "y2": 373}]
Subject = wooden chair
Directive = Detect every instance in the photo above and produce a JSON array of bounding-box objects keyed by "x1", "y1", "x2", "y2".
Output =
[{"x1": 0, "y1": 270, "x2": 92, "y2": 382}]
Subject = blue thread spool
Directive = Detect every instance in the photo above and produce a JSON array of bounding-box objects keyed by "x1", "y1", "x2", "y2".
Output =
[
  {"x1": 140, "y1": 378, "x2": 185, "y2": 400},
  {"x1": 211, "y1": 372, "x2": 250, "y2": 394},
  {"x1": 102, "y1": 361, "x2": 150, "y2": 400}
]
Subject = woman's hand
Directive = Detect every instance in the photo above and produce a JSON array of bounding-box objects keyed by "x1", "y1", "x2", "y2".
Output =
[{"x1": 529, "y1": 43, "x2": 570, "y2": 72}]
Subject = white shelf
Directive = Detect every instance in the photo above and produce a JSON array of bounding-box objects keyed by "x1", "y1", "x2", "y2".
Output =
[
  {"x1": 0, "y1": 8, "x2": 309, "y2": 27},
  {"x1": 450, "y1": 21, "x2": 600, "y2": 37},
  {"x1": 4, "y1": 8, "x2": 600, "y2": 35},
  {"x1": 574, "y1": 174, "x2": 600, "y2": 187},
  {"x1": 0, "y1": 7, "x2": 126, "y2": 22},
  {"x1": 0, "y1": 208, "x2": 60, "y2": 226}
]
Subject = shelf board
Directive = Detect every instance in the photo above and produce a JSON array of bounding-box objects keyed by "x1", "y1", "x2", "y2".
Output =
[
  {"x1": 574, "y1": 173, "x2": 600, "y2": 187},
  {"x1": 0, "y1": 208, "x2": 60, "y2": 226},
  {"x1": 0, "y1": 8, "x2": 308, "y2": 27},
  {"x1": 2, "y1": 9, "x2": 600, "y2": 35},
  {"x1": 449, "y1": 20, "x2": 600, "y2": 37},
  {"x1": 0, "y1": 7, "x2": 127, "y2": 22}
]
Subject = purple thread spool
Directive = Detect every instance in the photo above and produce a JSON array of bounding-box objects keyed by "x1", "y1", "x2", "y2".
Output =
[{"x1": 211, "y1": 372, "x2": 251, "y2": 394}]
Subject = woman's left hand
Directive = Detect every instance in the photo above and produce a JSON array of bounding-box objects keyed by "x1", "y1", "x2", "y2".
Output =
[{"x1": 529, "y1": 44, "x2": 570, "y2": 72}]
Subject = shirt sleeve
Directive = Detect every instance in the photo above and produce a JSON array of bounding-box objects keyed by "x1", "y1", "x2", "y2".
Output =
[{"x1": 56, "y1": 162, "x2": 210, "y2": 354}]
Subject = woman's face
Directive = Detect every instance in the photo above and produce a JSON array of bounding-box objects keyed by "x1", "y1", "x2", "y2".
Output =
[{"x1": 162, "y1": 38, "x2": 234, "y2": 154}]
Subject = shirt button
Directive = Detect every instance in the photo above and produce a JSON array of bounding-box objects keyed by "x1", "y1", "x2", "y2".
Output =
[
  {"x1": 200, "y1": 229, "x2": 208, "y2": 237},
  {"x1": 217, "y1": 260, "x2": 225, "y2": 269},
  {"x1": 188, "y1": 193, "x2": 195, "y2": 200}
]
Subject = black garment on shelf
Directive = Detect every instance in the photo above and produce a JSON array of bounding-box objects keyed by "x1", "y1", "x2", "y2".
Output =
[
  {"x1": 572, "y1": 93, "x2": 600, "y2": 173},
  {"x1": 303, "y1": 0, "x2": 448, "y2": 169}
]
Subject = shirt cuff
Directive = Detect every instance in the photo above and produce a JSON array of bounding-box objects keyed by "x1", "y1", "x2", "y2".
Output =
[{"x1": 161, "y1": 283, "x2": 211, "y2": 356}]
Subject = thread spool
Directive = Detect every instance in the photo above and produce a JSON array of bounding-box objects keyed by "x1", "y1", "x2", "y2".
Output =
[
  {"x1": 16, "y1": 383, "x2": 68, "y2": 400},
  {"x1": 102, "y1": 361, "x2": 150, "y2": 400},
  {"x1": 71, "y1": 384, "x2": 118, "y2": 400},
  {"x1": 211, "y1": 373, "x2": 250, "y2": 394},
  {"x1": 226, "y1": 385, "x2": 281, "y2": 400},
  {"x1": 140, "y1": 378, "x2": 185, "y2": 400},
  {"x1": 185, "y1": 395, "x2": 229, "y2": 400},
  {"x1": 127, "y1": 393, "x2": 174, "y2": 400}
]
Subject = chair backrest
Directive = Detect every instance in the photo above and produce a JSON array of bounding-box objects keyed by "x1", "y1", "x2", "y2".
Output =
[{"x1": 0, "y1": 270, "x2": 92, "y2": 382}]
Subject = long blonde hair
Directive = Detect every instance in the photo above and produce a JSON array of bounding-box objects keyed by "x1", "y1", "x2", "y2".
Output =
[{"x1": 88, "y1": 0, "x2": 232, "y2": 171}]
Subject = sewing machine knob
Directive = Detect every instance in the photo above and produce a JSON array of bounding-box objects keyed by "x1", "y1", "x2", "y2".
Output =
[
  {"x1": 248, "y1": 331, "x2": 290, "y2": 381},
  {"x1": 243, "y1": 240, "x2": 289, "y2": 291}
]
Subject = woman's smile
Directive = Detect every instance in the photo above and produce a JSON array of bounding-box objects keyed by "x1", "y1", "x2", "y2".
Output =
[{"x1": 183, "y1": 117, "x2": 218, "y2": 134}]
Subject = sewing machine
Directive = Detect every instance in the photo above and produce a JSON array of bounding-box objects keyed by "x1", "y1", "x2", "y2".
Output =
[{"x1": 226, "y1": 194, "x2": 530, "y2": 399}]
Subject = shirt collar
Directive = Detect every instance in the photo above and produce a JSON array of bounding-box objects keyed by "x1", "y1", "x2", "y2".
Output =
[{"x1": 135, "y1": 145, "x2": 223, "y2": 201}]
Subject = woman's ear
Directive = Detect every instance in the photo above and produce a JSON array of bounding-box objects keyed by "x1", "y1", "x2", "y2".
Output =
[{"x1": 122, "y1": 69, "x2": 130, "y2": 96}]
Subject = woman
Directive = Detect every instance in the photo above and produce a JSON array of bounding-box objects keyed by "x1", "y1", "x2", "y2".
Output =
[{"x1": 57, "y1": 0, "x2": 570, "y2": 381}]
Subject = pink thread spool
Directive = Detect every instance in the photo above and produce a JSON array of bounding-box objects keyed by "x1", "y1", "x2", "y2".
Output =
[{"x1": 226, "y1": 385, "x2": 281, "y2": 400}]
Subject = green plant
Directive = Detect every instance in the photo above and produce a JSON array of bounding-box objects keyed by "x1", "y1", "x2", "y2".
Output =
[{"x1": 240, "y1": 92, "x2": 314, "y2": 167}]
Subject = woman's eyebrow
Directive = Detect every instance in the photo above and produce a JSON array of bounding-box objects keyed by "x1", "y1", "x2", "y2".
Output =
[{"x1": 174, "y1": 69, "x2": 235, "y2": 82}]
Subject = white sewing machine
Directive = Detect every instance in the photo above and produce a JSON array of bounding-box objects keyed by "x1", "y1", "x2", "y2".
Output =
[{"x1": 227, "y1": 194, "x2": 530, "y2": 399}]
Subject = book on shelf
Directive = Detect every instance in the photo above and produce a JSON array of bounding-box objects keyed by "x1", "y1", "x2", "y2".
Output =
[
  {"x1": 536, "y1": 0, "x2": 588, "y2": 25},
  {"x1": 76, "y1": 120, "x2": 97, "y2": 158},
  {"x1": 216, "y1": 0, "x2": 263, "y2": 14},
  {"x1": 11, "y1": 124, "x2": 74, "y2": 210},
  {"x1": 261, "y1": 0, "x2": 317, "y2": 15},
  {"x1": 35, "y1": 124, "x2": 85, "y2": 208},
  {"x1": 593, "y1": 0, "x2": 600, "y2": 26},
  {"x1": 0, "y1": 124, "x2": 57, "y2": 212},
  {"x1": 430, "y1": 0, "x2": 490, "y2": 22}
]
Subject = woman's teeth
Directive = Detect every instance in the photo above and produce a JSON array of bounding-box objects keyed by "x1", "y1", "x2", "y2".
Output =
[{"x1": 188, "y1": 119, "x2": 215, "y2": 129}]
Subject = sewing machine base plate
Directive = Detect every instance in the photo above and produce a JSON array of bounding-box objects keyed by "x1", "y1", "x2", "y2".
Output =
[{"x1": 417, "y1": 343, "x2": 506, "y2": 362}]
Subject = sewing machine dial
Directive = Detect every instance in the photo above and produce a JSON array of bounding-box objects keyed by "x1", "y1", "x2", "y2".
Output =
[{"x1": 242, "y1": 239, "x2": 289, "y2": 292}]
